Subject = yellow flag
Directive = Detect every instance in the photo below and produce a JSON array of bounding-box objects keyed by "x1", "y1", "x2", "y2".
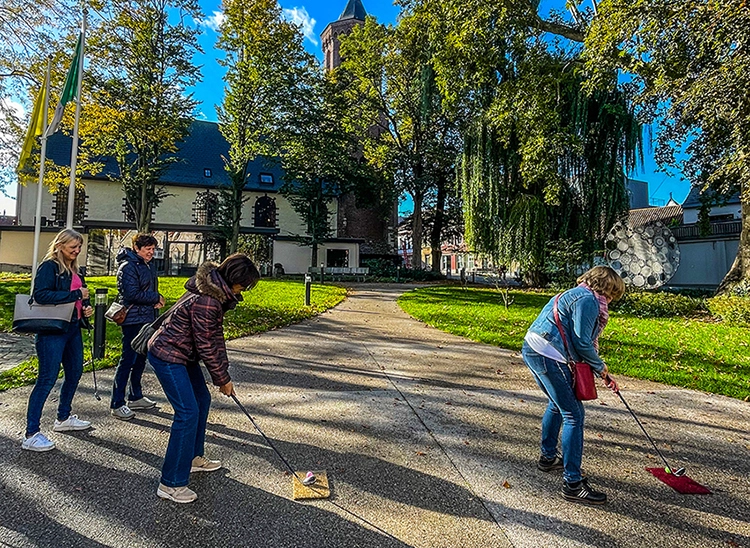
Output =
[{"x1": 17, "y1": 84, "x2": 47, "y2": 173}]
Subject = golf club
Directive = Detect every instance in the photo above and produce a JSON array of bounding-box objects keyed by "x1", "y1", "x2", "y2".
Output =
[
  {"x1": 230, "y1": 394, "x2": 316, "y2": 486},
  {"x1": 607, "y1": 376, "x2": 685, "y2": 476}
]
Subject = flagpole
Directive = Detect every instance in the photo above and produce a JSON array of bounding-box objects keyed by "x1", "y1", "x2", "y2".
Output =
[
  {"x1": 30, "y1": 59, "x2": 52, "y2": 295},
  {"x1": 66, "y1": 11, "x2": 86, "y2": 229}
]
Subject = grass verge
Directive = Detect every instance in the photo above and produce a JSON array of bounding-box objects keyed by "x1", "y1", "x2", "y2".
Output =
[
  {"x1": 0, "y1": 276, "x2": 346, "y2": 391},
  {"x1": 398, "y1": 285, "x2": 750, "y2": 401}
]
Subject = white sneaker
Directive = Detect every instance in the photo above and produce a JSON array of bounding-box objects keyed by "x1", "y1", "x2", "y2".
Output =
[
  {"x1": 53, "y1": 415, "x2": 91, "y2": 432},
  {"x1": 127, "y1": 397, "x2": 156, "y2": 410},
  {"x1": 111, "y1": 405, "x2": 135, "y2": 420},
  {"x1": 157, "y1": 483, "x2": 197, "y2": 503},
  {"x1": 191, "y1": 455, "x2": 221, "y2": 473},
  {"x1": 21, "y1": 432, "x2": 56, "y2": 452}
]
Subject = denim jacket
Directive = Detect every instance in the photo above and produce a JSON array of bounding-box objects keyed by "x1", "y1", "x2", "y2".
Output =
[
  {"x1": 526, "y1": 285, "x2": 605, "y2": 374},
  {"x1": 32, "y1": 259, "x2": 86, "y2": 324}
]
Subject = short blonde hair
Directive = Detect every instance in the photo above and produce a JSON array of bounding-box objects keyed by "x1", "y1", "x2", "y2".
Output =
[
  {"x1": 44, "y1": 228, "x2": 84, "y2": 275},
  {"x1": 577, "y1": 266, "x2": 625, "y2": 301}
]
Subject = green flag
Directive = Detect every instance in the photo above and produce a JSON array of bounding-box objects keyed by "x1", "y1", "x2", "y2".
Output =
[
  {"x1": 17, "y1": 83, "x2": 47, "y2": 173},
  {"x1": 44, "y1": 33, "x2": 82, "y2": 138}
]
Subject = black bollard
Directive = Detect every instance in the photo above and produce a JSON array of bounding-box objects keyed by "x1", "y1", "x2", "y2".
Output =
[
  {"x1": 93, "y1": 288, "x2": 108, "y2": 360},
  {"x1": 396, "y1": 265, "x2": 400, "y2": 283},
  {"x1": 320, "y1": 263, "x2": 325, "y2": 284},
  {"x1": 304, "y1": 274, "x2": 312, "y2": 306}
]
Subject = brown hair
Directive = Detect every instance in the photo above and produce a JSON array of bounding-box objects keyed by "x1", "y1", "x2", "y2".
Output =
[
  {"x1": 44, "y1": 228, "x2": 84, "y2": 275},
  {"x1": 132, "y1": 233, "x2": 158, "y2": 249},
  {"x1": 577, "y1": 266, "x2": 626, "y2": 301},
  {"x1": 217, "y1": 253, "x2": 260, "y2": 289}
]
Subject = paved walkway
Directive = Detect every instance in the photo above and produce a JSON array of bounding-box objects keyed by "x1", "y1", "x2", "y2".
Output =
[
  {"x1": 0, "y1": 332, "x2": 35, "y2": 373},
  {"x1": 0, "y1": 285, "x2": 748, "y2": 547}
]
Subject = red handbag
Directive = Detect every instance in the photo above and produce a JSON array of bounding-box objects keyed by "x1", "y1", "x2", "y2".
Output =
[{"x1": 552, "y1": 295, "x2": 599, "y2": 401}]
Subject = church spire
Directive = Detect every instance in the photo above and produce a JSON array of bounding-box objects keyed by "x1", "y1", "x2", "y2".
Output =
[{"x1": 339, "y1": 0, "x2": 366, "y2": 21}]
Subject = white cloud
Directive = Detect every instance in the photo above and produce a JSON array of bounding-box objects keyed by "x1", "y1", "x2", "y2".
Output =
[
  {"x1": 283, "y1": 6, "x2": 317, "y2": 46},
  {"x1": 198, "y1": 11, "x2": 226, "y2": 32}
]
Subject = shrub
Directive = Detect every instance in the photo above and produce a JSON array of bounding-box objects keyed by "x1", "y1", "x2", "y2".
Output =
[
  {"x1": 612, "y1": 291, "x2": 703, "y2": 318},
  {"x1": 361, "y1": 258, "x2": 445, "y2": 281},
  {"x1": 706, "y1": 295, "x2": 750, "y2": 326}
]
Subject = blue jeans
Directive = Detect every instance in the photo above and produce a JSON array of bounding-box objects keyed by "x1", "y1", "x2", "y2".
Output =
[
  {"x1": 26, "y1": 322, "x2": 84, "y2": 436},
  {"x1": 148, "y1": 352, "x2": 211, "y2": 488},
  {"x1": 522, "y1": 342, "x2": 585, "y2": 483},
  {"x1": 110, "y1": 323, "x2": 148, "y2": 408}
]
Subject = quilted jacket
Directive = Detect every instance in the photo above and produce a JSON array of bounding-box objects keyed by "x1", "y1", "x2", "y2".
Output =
[
  {"x1": 116, "y1": 248, "x2": 161, "y2": 326},
  {"x1": 147, "y1": 261, "x2": 240, "y2": 387}
]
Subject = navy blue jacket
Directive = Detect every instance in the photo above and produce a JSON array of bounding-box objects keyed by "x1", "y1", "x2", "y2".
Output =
[
  {"x1": 33, "y1": 259, "x2": 86, "y2": 325},
  {"x1": 116, "y1": 248, "x2": 160, "y2": 326}
]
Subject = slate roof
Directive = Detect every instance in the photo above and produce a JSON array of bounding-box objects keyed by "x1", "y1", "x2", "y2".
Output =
[
  {"x1": 339, "y1": 0, "x2": 366, "y2": 21},
  {"x1": 628, "y1": 205, "x2": 683, "y2": 227},
  {"x1": 44, "y1": 120, "x2": 286, "y2": 192},
  {"x1": 681, "y1": 185, "x2": 741, "y2": 209}
]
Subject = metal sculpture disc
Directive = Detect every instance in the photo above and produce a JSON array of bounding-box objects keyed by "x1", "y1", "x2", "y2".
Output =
[{"x1": 604, "y1": 221, "x2": 680, "y2": 289}]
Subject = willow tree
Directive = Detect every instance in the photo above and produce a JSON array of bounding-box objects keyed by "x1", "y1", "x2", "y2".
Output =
[
  {"x1": 86, "y1": 0, "x2": 202, "y2": 232},
  {"x1": 216, "y1": 0, "x2": 316, "y2": 253},
  {"x1": 401, "y1": 0, "x2": 641, "y2": 284}
]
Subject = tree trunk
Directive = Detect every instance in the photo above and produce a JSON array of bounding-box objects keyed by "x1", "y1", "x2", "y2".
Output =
[
  {"x1": 716, "y1": 198, "x2": 750, "y2": 294},
  {"x1": 311, "y1": 242, "x2": 319, "y2": 269},
  {"x1": 229, "y1": 185, "x2": 242, "y2": 254},
  {"x1": 411, "y1": 191, "x2": 424, "y2": 269},
  {"x1": 138, "y1": 182, "x2": 150, "y2": 233},
  {"x1": 430, "y1": 176, "x2": 447, "y2": 273}
]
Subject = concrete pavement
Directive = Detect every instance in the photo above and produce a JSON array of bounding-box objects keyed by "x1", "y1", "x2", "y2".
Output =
[{"x1": 0, "y1": 284, "x2": 748, "y2": 547}]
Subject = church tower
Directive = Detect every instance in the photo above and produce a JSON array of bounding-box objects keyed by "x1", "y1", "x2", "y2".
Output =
[{"x1": 321, "y1": 0, "x2": 367, "y2": 71}]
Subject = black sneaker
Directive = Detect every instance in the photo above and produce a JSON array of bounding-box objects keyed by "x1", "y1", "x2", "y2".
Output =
[
  {"x1": 561, "y1": 478, "x2": 607, "y2": 505},
  {"x1": 538, "y1": 455, "x2": 564, "y2": 472}
]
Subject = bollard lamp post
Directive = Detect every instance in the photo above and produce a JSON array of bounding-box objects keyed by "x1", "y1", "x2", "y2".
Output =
[
  {"x1": 304, "y1": 274, "x2": 312, "y2": 306},
  {"x1": 93, "y1": 288, "x2": 108, "y2": 360}
]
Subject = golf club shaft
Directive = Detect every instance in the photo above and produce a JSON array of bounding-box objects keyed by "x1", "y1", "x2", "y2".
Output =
[
  {"x1": 230, "y1": 394, "x2": 306, "y2": 484},
  {"x1": 616, "y1": 391, "x2": 674, "y2": 471}
]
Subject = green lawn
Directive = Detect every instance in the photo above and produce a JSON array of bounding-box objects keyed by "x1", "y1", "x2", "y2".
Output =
[
  {"x1": 398, "y1": 285, "x2": 750, "y2": 401},
  {"x1": 0, "y1": 276, "x2": 346, "y2": 391}
]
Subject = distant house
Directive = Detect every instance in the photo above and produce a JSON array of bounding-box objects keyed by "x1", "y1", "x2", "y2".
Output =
[
  {"x1": 628, "y1": 187, "x2": 741, "y2": 288},
  {"x1": 0, "y1": 120, "x2": 363, "y2": 274}
]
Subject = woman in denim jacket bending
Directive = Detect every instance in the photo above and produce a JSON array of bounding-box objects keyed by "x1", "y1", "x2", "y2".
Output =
[
  {"x1": 522, "y1": 266, "x2": 624, "y2": 505},
  {"x1": 22, "y1": 229, "x2": 94, "y2": 452}
]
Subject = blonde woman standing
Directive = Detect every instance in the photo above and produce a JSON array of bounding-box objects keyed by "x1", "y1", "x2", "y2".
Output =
[{"x1": 22, "y1": 229, "x2": 94, "y2": 452}]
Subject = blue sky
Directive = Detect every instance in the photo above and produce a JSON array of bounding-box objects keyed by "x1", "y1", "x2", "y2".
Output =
[{"x1": 0, "y1": 0, "x2": 688, "y2": 215}]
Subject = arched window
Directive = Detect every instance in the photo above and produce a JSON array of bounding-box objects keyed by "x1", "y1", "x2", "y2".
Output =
[
  {"x1": 254, "y1": 196, "x2": 276, "y2": 228},
  {"x1": 193, "y1": 190, "x2": 219, "y2": 225},
  {"x1": 53, "y1": 185, "x2": 87, "y2": 226}
]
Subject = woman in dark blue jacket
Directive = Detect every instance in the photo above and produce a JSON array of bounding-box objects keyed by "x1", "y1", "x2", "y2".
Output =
[
  {"x1": 22, "y1": 229, "x2": 94, "y2": 452},
  {"x1": 110, "y1": 233, "x2": 164, "y2": 420}
]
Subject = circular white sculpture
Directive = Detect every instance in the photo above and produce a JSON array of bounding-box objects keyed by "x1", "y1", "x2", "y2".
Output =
[{"x1": 604, "y1": 221, "x2": 680, "y2": 289}]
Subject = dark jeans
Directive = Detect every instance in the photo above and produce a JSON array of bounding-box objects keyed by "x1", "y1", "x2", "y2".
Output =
[
  {"x1": 110, "y1": 323, "x2": 148, "y2": 408},
  {"x1": 26, "y1": 322, "x2": 84, "y2": 436},
  {"x1": 522, "y1": 342, "x2": 585, "y2": 483},
  {"x1": 148, "y1": 352, "x2": 211, "y2": 488}
]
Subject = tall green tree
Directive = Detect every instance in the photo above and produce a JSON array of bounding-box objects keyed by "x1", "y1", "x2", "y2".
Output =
[
  {"x1": 279, "y1": 74, "x2": 371, "y2": 267},
  {"x1": 215, "y1": 0, "x2": 316, "y2": 253},
  {"x1": 339, "y1": 15, "x2": 460, "y2": 269},
  {"x1": 86, "y1": 0, "x2": 202, "y2": 232},
  {"x1": 583, "y1": 0, "x2": 750, "y2": 292},
  {"x1": 400, "y1": 0, "x2": 641, "y2": 284}
]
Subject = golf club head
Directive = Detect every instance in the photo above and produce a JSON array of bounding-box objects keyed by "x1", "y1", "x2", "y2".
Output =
[{"x1": 673, "y1": 467, "x2": 687, "y2": 477}]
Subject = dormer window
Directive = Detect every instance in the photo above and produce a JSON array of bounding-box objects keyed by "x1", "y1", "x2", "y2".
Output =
[
  {"x1": 259, "y1": 173, "x2": 274, "y2": 185},
  {"x1": 204, "y1": 168, "x2": 212, "y2": 178}
]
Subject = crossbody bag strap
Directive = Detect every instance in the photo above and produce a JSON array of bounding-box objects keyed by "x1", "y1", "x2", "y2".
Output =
[
  {"x1": 152, "y1": 292, "x2": 197, "y2": 330},
  {"x1": 552, "y1": 294, "x2": 574, "y2": 363}
]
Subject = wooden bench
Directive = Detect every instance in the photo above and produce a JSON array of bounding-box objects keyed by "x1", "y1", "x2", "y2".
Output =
[{"x1": 308, "y1": 266, "x2": 369, "y2": 282}]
